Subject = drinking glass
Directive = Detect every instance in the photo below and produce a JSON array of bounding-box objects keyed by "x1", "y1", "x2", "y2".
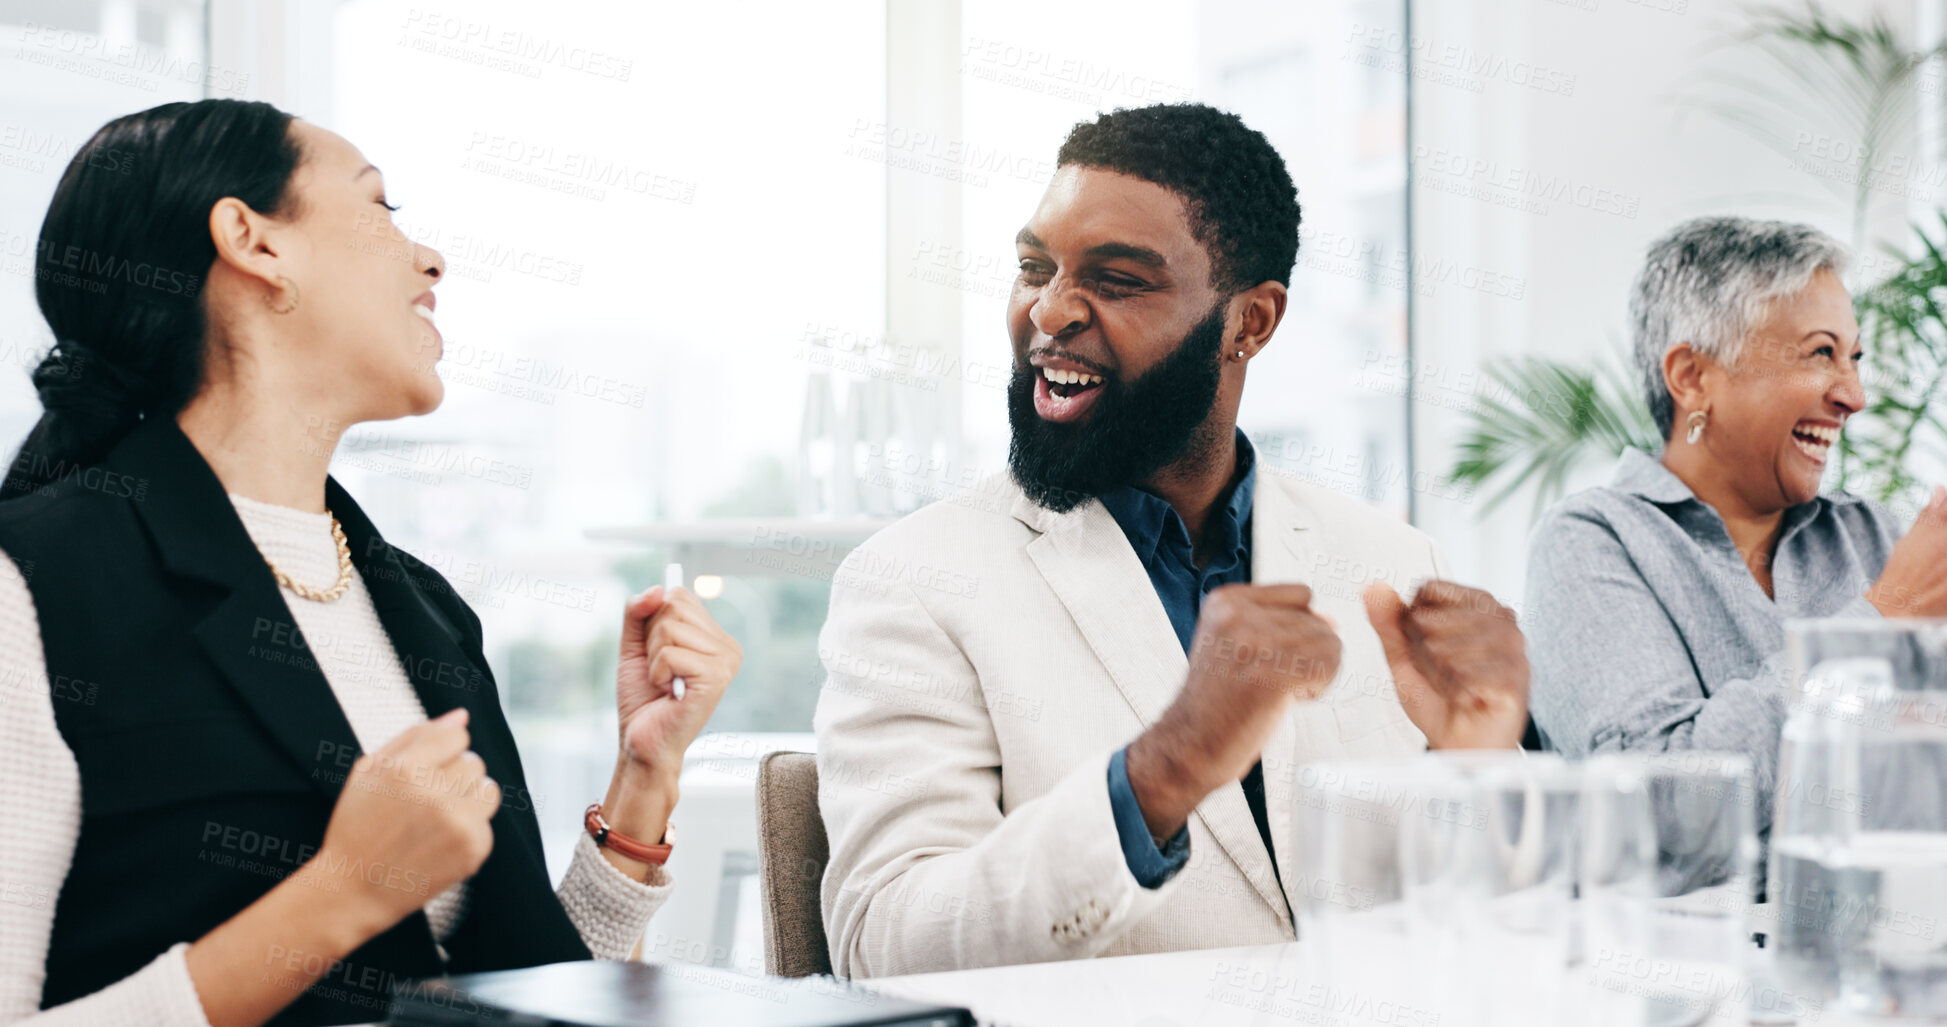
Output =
[
  {"x1": 1774, "y1": 619, "x2": 1947, "y2": 1021},
  {"x1": 1288, "y1": 760, "x2": 1428, "y2": 943},
  {"x1": 1400, "y1": 752, "x2": 1581, "y2": 1027},
  {"x1": 1581, "y1": 752, "x2": 1758, "y2": 1027}
]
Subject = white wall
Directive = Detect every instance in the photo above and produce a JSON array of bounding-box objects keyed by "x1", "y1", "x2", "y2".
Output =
[{"x1": 1407, "y1": 0, "x2": 1926, "y2": 608}]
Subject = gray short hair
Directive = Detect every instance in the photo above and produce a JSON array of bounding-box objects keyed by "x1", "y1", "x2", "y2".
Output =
[{"x1": 1630, "y1": 216, "x2": 1850, "y2": 438}]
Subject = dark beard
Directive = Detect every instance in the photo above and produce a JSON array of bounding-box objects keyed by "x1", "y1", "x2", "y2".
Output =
[{"x1": 1007, "y1": 302, "x2": 1228, "y2": 513}]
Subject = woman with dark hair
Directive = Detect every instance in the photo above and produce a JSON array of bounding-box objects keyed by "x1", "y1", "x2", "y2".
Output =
[{"x1": 0, "y1": 100, "x2": 742, "y2": 1026}]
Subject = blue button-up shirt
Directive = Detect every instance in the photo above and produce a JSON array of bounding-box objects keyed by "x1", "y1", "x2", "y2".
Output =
[{"x1": 1100, "y1": 432, "x2": 1261, "y2": 888}]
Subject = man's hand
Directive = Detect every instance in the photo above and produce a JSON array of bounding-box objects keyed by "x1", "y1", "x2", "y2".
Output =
[
  {"x1": 1365, "y1": 580, "x2": 1528, "y2": 750},
  {"x1": 1867, "y1": 485, "x2": 1947, "y2": 617},
  {"x1": 1125, "y1": 584, "x2": 1341, "y2": 841}
]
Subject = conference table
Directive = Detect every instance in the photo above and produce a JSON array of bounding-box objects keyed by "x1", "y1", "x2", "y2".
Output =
[
  {"x1": 347, "y1": 938, "x2": 1861, "y2": 1026},
  {"x1": 348, "y1": 901, "x2": 1871, "y2": 1026},
  {"x1": 865, "y1": 938, "x2": 1836, "y2": 1027},
  {"x1": 868, "y1": 942, "x2": 1327, "y2": 1027}
]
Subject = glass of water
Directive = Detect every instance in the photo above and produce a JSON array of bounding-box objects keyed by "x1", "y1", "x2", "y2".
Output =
[
  {"x1": 1580, "y1": 751, "x2": 1758, "y2": 1027},
  {"x1": 1775, "y1": 619, "x2": 1947, "y2": 1021},
  {"x1": 1400, "y1": 752, "x2": 1582, "y2": 1027},
  {"x1": 1288, "y1": 758, "x2": 1436, "y2": 1002},
  {"x1": 1291, "y1": 753, "x2": 1581, "y2": 1027}
]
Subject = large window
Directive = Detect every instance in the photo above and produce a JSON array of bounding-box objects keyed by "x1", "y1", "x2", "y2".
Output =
[
  {"x1": 323, "y1": 0, "x2": 1410, "y2": 971},
  {"x1": 951, "y1": 0, "x2": 1412, "y2": 516},
  {"x1": 0, "y1": 0, "x2": 215, "y2": 445},
  {"x1": 317, "y1": 0, "x2": 1413, "y2": 753},
  {"x1": 322, "y1": 1, "x2": 887, "y2": 744},
  {"x1": 5, "y1": 0, "x2": 1410, "y2": 972},
  {"x1": 3, "y1": 0, "x2": 1410, "y2": 744}
]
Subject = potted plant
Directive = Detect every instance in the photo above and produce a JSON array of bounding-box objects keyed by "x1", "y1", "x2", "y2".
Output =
[{"x1": 1449, "y1": 3, "x2": 1947, "y2": 516}]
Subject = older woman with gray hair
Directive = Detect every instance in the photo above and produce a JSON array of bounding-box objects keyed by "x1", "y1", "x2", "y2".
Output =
[{"x1": 1525, "y1": 215, "x2": 1947, "y2": 848}]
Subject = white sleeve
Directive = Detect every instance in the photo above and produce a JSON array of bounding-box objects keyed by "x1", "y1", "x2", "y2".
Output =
[
  {"x1": 8, "y1": 946, "x2": 210, "y2": 1027},
  {"x1": 0, "y1": 553, "x2": 212, "y2": 1027},
  {"x1": 554, "y1": 832, "x2": 672, "y2": 960}
]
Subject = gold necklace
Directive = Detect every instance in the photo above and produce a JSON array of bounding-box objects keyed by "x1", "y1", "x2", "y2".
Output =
[{"x1": 264, "y1": 515, "x2": 355, "y2": 603}]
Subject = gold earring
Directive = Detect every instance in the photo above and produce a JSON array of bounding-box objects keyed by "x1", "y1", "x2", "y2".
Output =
[
  {"x1": 1685, "y1": 409, "x2": 1708, "y2": 444},
  {"x1": 266, "y1": 277, "x2": 299, "y2": 315}
]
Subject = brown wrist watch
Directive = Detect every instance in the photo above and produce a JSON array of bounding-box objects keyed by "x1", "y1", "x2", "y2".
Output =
[{"x1": 584, "y1": 803, "x2": 675, "y2": 866}]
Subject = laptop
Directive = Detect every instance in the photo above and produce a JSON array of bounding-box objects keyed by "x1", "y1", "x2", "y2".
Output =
[{"x1": 386, "y1": 960, "x2": 974, "y2": 1027}]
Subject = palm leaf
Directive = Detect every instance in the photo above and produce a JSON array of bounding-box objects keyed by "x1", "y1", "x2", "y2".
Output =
[
  {"x1": 1447, "y1": 6, "x2": 1947, "y2": 522},
  {"x1": 1851, "y1": 211, "x2": 1947, "y2": 506},
  {"x1": 1680, "y1": 2, "x2": 1942, "y2": 262},
  {"x1": 1448, "y1": 354, "x2": 1660, "y2": 517}
]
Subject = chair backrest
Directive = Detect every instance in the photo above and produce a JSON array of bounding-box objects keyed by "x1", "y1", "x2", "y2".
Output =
[{"x1": 755, "y1": 751, "x2": 832, "y2": 977}]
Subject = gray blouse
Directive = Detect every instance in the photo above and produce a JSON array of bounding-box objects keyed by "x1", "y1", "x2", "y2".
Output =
[{"x1": 1525, "y1": 447, "x2": 1901, "y2": 840}]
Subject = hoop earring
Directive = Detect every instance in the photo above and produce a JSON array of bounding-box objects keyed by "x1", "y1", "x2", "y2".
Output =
[
  {"x1": 266, "y1": 277, "x2": 299, "y2": 316},
  {"x1": 1685, "y1": 409, "x2": 1708, "y2": 445}
]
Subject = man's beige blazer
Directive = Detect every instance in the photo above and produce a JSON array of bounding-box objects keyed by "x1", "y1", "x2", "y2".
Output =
[{"x1": 814, "y1": 466, "x2": 1449, "y2": 977}]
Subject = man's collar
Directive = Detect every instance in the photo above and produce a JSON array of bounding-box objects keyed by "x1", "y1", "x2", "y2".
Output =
[
  {"x1": 1096, "y1": 430, "x2": 1256, "y2": 560},
  {"x1": 1224, "y1": 432, "x2": 1258, "y2": 530},
  {"x1": 1096, "y1": 483, "x2": 1170, "y2": 564}
]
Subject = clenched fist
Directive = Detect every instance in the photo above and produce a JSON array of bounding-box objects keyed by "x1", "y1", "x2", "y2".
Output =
[
  {"x1": 304, "y1": 707, "x2": 500, "y2": 935},
  {"x1": 615, "y1": 583, "x2": 743, "y2": 779},
  {"x1": 1126, "y1": 583, "x2": 1341, "y2": 841},
  {"x1": 1365, "y1": 580, "x2": 1529, "y2": 750}
]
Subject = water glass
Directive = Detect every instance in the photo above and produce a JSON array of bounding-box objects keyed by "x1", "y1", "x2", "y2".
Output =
[
  {"x1": 1775, "y1": 619, "x2": 1947, "y2": 1020},
  {"x1": 1400, "y1": 752, "x2": 1581, "y2": 1027},
  {"x1": 1581, "y1": 752, "x2": 1758, "y2": 1027}
]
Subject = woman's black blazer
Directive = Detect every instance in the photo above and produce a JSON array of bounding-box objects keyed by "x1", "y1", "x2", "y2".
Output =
[{"x1": 0, "y1": 417, "x2": 588, "y2": 1026}]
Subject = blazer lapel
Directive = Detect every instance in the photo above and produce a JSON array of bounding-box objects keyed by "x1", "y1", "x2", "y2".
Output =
[
  {"x1": 1016, "y1": 491, "x2": 1184, "y2": 725},
  {"x1": 110, "y1": 420, "x2": 364, "y2": 801},
  {"x1": 1012, "y1": 489, "x2": 1292, "y2": 925},
  {"x1": 329, "y1": 482, "x2": 589, "y2": 967},
  {"x1": 326, "y1": 483, "x2": 530, "y2": 827},
  {"x1": 1249, "y1": 475, "x2": 1324, "y2": 917},
  {"x1": 116, "y1": 417, "x2": 518, "y2": 809},
  {"x1": 330, "y1": 483, "x2": 475, "y2": 723},
  {"x1": 110, "y1": 420, "x2": 581, "y2": 967},
  {"x1": 1255, "y1": 472, "x2": 1425, "y2": 753}
]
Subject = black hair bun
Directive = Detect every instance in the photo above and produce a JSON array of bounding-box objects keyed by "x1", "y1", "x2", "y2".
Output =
[{"x1": 25, "y1": 340, "x2": 148, "y2": 472}]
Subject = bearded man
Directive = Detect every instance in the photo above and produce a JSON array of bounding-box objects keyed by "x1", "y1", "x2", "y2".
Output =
[{"x1": 813, "y1": 103, "x2": 1531, "y2": 978}]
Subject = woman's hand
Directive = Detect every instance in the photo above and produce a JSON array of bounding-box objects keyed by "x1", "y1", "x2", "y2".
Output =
[
  {"x1": 597, "y1": 584, "x2": 742, "y2": 877},
  {"x1": 1867, "y1": 485, "x2": 1947, "y2": 618},
  {"x1": 613, "y1": 584, "x2": 742, "y2": 777},
  {"x1": 308, "y1": 708, "x2": 499, "y2": 936},
  {"x1": 183, "y1": 710, "x2": 498, "y2": 1027}
]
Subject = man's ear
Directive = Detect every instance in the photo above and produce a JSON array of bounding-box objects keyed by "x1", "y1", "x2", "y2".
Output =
[
  {"x1": 1662, "y1": 343, "x2": 1711, "y2": 417},
  {"x1": 1231, "y1": 280, "x2": 1288, "y2": 359},
  {"x1": 207, "y1": 196, "x2": 283, "y2": 292}
]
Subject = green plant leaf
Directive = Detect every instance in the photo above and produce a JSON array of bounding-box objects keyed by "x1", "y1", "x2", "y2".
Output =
[{"x1": 1446, "y1": 352, "x2": 1660, "y2": 516}]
